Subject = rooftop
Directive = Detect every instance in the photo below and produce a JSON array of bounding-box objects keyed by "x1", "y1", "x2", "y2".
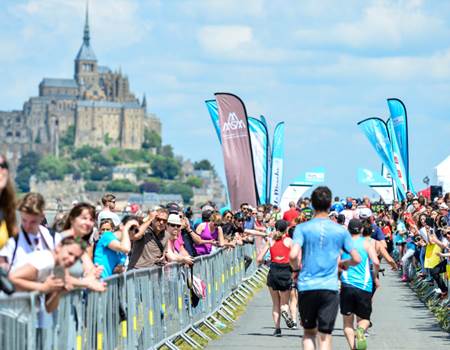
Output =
[{"x1": 40, "y1": 78, "x2": 78, "y2": 89}]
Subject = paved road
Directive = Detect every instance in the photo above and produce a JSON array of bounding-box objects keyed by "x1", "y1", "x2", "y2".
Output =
[{"x1": 207, "y1": 267, "x2": 450, "y2": 349}]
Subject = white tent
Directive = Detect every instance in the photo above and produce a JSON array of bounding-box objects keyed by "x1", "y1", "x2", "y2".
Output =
[{"x1": 435, "y1": 155, "x2": 450, "y2": 194}]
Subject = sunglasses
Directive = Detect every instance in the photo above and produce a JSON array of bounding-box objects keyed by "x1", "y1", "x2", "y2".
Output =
[
  {"x1": 155, "y1": 217, "x2": 168, "y2": 223},
  {"x1": 168, "y1": 223, "x2": 181, "y2": 228},
  {"x1": 0, "y1": 161, "x2": 8, "y2": 170}
]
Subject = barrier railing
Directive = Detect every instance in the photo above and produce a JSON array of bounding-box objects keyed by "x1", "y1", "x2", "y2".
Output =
[{"x1": 0, "y1": 243, "x2": 266, "y2": 350}]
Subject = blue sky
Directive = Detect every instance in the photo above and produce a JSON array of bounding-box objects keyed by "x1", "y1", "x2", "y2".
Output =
[{"x1": 1, "y1": 0, "x2": 449, "y2": 199}]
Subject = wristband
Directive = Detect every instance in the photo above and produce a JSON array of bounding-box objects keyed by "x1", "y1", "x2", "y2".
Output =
[{"x1": 292, "y1": 268, "x2": 300, "y2": 273}]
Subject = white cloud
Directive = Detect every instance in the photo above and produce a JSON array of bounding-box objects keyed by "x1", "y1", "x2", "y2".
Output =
[
  {"x1": 296, "y1": 1, "x2": 447, "y2": 51},
  {"x1": 12, "y1": 0, "x2": 151, "y2": 50},
  {"x1": 178, "y1": 0, "x2": 265, "y2": 19},
  {"x1": 197, "y1": 25, "x2": 295, "y2": 63},
  {"x1": 197, "y1": 25, "x2": 253, "y2": 54}
]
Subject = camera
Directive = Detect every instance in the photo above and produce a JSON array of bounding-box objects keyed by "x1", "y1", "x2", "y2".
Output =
[
  {"x1": 129, "y1": 225, "x2": 140, "y2": 235},
  {"x1": 0, "y1": 267, "x2": 15, "y2": 295}
]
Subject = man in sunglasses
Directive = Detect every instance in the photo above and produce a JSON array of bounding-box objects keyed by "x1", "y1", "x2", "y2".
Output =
[
  {"x1": 128, "y1": 208, "x2": 169, "y2": 269},
  {"x1": 97, "y1": 193, "x2": 121, "y2": 228}
]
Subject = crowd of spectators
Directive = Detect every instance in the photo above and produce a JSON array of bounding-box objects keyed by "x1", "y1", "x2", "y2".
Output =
[{"x1": 0, "y1": 152, "x2": 449, "y2": 336}]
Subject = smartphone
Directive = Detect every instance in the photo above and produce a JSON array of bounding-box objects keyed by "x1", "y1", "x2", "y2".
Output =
[{"x1": 53, "y1": 265, "x2": 66, "y2": 282}]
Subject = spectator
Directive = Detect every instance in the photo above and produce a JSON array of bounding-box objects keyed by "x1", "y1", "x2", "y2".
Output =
[
  {"x1": 61, "y1": 203, "x2": 106, "y2": 292},
  {"x1": 192, "y1": 212, "x2": 224, "y2": 255},
  {"x1": 9, "y1": 236, "x2": 86, "y2": 312},
  {"x1": 165, "y1": 213, "x2": 193, "y2": 266},
  {"x1": 283, "y1": 201, "x2": 299, "y2": 226},
  {"x1": 0, "y1": 154, "x2": 17, "y2": 250},
  {"x1": 128, "y1": 208, "x2": 169, "y2": 269},
  {"x1": 93, "y1": 216, "x2": 136, "y2": 278},
  {"x1": 0, "y1": 193, "x2": 60, "y2": 271},
  {"x1": 97, "y1": 193, "x2": 121, "y2": 227}
]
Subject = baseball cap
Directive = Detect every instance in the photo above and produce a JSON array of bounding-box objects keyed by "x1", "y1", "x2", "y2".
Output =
[
  {"x1": 348, "y1": 218, "x2": 362, "y2": 234},
  {"x1": 166, "y1": 202, "x2": 180, "y2": 214},
  {"x1": 167, "y1": 213, "x2": 182, "y2": 226},
  {"x1": 359, "y1": 208, "x2": 373, "y2": 220}
]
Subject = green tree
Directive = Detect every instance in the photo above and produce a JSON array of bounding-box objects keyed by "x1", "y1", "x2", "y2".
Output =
[
  {"x1": 15, "y1": 168, "x2": 31, "y2": 192},
  {"x1": 106, "y1": 179, "x2": 139, "y2": 193},
  {"x1": 73, "y1": 145, "x2": 101, "y2": 159},
  {"x1": 142, "y1": 129, "x2": 161, "y2": 149},
  {"x1": 159, "y1": 144, "x2": 174, "y2": 158},
  {"x1": 185, "y1": 176, "x2": 203, "y2": 188},
  {"x1": 193, "y1": 159, "x2": 213, "y2": 171},
  {"x1": 104, "y1": 133, "x2": 112, "y2": 146},
  {"x1": 91, "y1": 153, "x2": 114, "y2": 167},
  {"x1": 89, "y1": 166, "x2": 112, "y2": 181},
  {"x1": 60, "y1": 125, "x2": 75, "y2": 148},
  {"x1": 37, "y1": 155, "x2": 69, "y2": 181},
  {"x1": 151, "y1": 156, "x2": 180, "y2": 180},
  {"x1": 139, "y1": 180, "x2": 161, "y2": 193},
  {"x1": 162, "y1": 182, "x2": 194, "y2": 204}
]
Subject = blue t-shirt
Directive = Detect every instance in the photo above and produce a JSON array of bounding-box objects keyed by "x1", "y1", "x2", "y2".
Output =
[
  {"x1": 341, "y1": 236, "x2": 372, "y2": 292},
  {"x1": 93, "y1": 231, "x2": 126, "y2": 279},
  {"x1": 371, "y1": 224, "x2": 385, "y2": 241},
  {"x1": 244, "y1": 217, "x2": 255, "y2": 230},
  {"x1": 293, "y1": 218, "x2": 354, "y2": 292}
]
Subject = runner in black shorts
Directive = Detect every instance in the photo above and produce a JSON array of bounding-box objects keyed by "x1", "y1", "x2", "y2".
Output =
[
  {"x1": 290, "y1": 187, "x2": 361, "y2": 350},
  {"x1": 257, "y1": 220, "x2": 294, "y2": 337},
  {"x1": 340, "y1": 219, "x2": 380, "y2": 350}
]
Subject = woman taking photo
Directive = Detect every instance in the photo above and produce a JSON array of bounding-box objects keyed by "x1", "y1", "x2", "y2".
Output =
[
  {"x1": 257, "y1": 220, "x2": 295, "y2": 337},
  {"x1": 192, "y1": 212, "x2": 225, "y2": 255}
]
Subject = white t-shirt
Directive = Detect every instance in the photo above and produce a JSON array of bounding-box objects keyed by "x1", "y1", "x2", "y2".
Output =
[
  {"x1": 419, "y1": 227, "x2": 429, "y2": 244},
  {"x1": 24, "y1": 250, "x2": 55, "y2": 283},
  {"x1": 0, "y1": 225, "x2": 61, "y2": 270}
]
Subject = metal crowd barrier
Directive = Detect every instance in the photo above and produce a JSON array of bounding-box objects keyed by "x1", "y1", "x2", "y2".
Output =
[{"x1": 0, "y1": 243, "x2": 267, "y2": 350}]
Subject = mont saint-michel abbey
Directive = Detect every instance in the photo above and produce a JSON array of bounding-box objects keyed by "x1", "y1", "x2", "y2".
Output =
[{"x1": 0, "y1": 9, "x2": 161, "y2": 171}]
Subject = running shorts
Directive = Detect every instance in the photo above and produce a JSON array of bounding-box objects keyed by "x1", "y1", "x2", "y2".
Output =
[
  {"x1": 340, "y1": 284, "x2": 372, "y2": 320},
  {"x1": 267, "y1": 263, "x2": 292, "y2": 291},
  {"x1": 298, "y1": 290, "x2": 339, "y2": 334}
]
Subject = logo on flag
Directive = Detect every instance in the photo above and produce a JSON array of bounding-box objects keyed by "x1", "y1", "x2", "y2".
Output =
[{"x1": 223, "y1": 112, "x2": 246, "y2": 132}]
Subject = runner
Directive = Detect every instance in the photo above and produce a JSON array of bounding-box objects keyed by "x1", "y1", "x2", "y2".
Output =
[
  {"x1": 257, "y1": 220, "x2": 294, "y2": 337},
  {"x1": 340, "y1": 219, "x2": 380, "y2": 350},
  {"x1": 290, "y1": 186, "x2": 361, "y2": 350}
]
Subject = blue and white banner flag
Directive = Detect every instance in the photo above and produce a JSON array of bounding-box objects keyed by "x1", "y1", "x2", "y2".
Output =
[
  {"x1": 357, "y1": 117, "x2": 407, "y2": 200},
  {"x1": 206, "y1": 99, "x2": 221, "y2": 143},
  {"x1": 269, "y1": 122, "x2": 285, "y2": 205},
  {"x1": 358, "y1": 168, "x2": 391, "y2": 186},
  {"x1": 386, "y1": 118, "x2": 409, "y2": 197},
  {"x1": 387, "y1": 98, "x2": 414, "y2": 192},
  {"x1": 248, "y1": 117, "x2": 269, "y2": 204}
]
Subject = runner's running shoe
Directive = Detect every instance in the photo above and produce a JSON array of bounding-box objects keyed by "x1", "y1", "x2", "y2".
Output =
[
  {"x1": 281, "y1": 310, "x2": 294, "y2": 328},
  {"x1": 355, "y1": 326, "x2": 367, "y2": 349},
  {"x1": 273, "y1": 328, "x2": 281, "y2": 337}
]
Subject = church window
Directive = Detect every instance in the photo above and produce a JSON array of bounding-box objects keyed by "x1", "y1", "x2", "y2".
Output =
[
  {"x1": 6, "y1": 131, "x2": 13, "y2": 137},
  {"x1": 15, "y1": 116, "x2": 20, "y2": 123},
  {"x1": 15, "y1": 131, "x2": 20, "y2": 137}
]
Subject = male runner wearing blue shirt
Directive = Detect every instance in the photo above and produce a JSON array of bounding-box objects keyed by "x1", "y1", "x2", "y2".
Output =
[{"x1": 290, "y1": 186, "x2": 361, "y2": 350}]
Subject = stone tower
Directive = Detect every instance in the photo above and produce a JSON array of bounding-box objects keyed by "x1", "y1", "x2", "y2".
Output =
[{"x1": 74, "y1": 6, "x2": 98, "y2": 89}]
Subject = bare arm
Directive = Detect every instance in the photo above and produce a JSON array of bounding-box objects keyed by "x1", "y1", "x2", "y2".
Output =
[
  {"x1": 108, "y1": 221, "x2": 135, "y2": 254},
  {"x1": 256, "y1": 242, "x2": 270, "y2": 264},
  {"x1": 9, "y1": 264, "x2": 63, "y2": 293},
  {"x1": 366, "y1": 240, "x2": 380, "y2": 279},
  {"x1": 289, "y1": 243, "x2": 302, "y2": 271},
  {"x1": 244, "y1": 229, "x2": 268, "y2": 237},
  {"x1": 376, "y1": 240, "x2": 398, "y2": 270}
]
